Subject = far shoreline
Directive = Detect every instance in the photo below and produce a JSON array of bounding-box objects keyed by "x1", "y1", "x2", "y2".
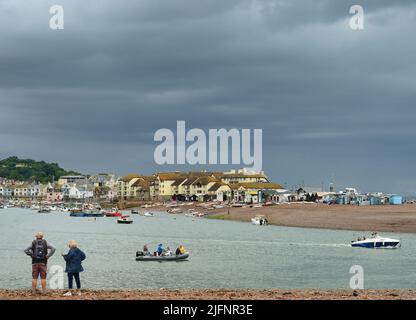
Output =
[
  {"x1": 205, "y1": 203, "x2": 416, "y2": 234},
  {"x1": 134, "y1": 202, "x2": 416, "y2": 234}
]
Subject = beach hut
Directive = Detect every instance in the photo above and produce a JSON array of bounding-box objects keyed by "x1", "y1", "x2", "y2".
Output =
[
  {"x1": 369, "y1": 196, "x2": 381, "y2": 205},
  {"x1": 389, "y1": 195, "x2": 403, "y2": 205}
]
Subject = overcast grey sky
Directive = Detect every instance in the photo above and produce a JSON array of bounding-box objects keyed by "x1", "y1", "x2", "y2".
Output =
[{"x1": 0, "y1": 0, "x2": 415, "y2": 195}]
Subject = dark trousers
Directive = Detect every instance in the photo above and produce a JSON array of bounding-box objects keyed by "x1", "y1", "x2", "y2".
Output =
[{"x1": 68, "y1": 272, "x2": 81, "y2": 289}]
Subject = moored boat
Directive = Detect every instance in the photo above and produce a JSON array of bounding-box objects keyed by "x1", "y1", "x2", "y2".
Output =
[
  {"x1": 140, "y1": 211, "x2": 154, "y2": 217},
  {"x1": 117, "y1": 217, "x2": 133, "y2": 224},
  {"x1": 251, "y1": 215, "x2": 268, "y2": 225},
  {"x1": 70, "y1": 209, "x2": 104, "y2": 217},
  {"x1": 105, "y1": 211, "x2": 123, "y2": 217},
  {"x1": 167, "y1": 208, "x2": 183, "y2": 214}
]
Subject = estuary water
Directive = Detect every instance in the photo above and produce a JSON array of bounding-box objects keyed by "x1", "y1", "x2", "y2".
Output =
[{"x1": 0, "y1": 208, "x2": 415, "y2": 289}]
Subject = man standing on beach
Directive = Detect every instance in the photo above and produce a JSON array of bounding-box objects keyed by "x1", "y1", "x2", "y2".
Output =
[{"x1": 24, "y1": 232, "x2": 56, "y2": 294}]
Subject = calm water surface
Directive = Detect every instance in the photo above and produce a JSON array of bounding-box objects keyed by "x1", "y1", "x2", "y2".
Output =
[{"x1": 1, "y1": 208, "x2": 414, "y2": 289}]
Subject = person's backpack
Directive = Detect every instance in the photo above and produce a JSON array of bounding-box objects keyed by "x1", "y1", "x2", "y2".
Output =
[{"x1": 32, "y1": 240, "x2": 47, "y2": 260}]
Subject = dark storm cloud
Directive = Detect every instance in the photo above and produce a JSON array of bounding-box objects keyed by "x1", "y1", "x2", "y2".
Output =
[{"x1": 0, "y1": 0, "x2": 415, "y2": 194}]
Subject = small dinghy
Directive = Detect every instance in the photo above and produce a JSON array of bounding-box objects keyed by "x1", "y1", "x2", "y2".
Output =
[
  {"x1": 167, "y1": 208, "x2": 183, "y2": 214},
  {"x1": 140, "y1": 211, "x2": 154, "y2": 217},
  {"x1": 135, "y1": 252, "x2": 189, "y2": 261},
  {"x1": 351, "y1": 233, "x2": 400, "y2": 248},
  {"x1": 131, "y1": 209, "x2": 139, "y2": 214},
  {"x1": 117, "y1": 217, "x2": 133, "y2": 224},
  {"x1": 105, "y1": 212, "x2": 123, "y2": 217}
]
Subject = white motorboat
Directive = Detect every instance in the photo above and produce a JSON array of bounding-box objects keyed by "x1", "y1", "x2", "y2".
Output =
[
  {"x1": 251, "y1": 215, "x2": 268, "y2": 226},
  {"x1": 351, "y1": 233, "x2": 400, "y2": 248},
  {"x1": 141, "y1": 211, "x2": 154, "y2": 217},
  {"x1": 167, "y1": 208, "x2": 183, "y2": 214}
]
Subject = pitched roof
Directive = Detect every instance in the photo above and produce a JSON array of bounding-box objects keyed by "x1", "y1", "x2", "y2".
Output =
[
  {"x1": 182, "y1": 177, "x2": 199, "y2": 186},
  {"x1": 142, "y1": 176, "x2": 156, "y2": 182},
  {"x1": 229, "y1": 182, "x2": 283, "y2": 190},
  {"x1": 171, "y1": 177, "x2": 187, "y2": 186},
  {"x1": 131, "y1": 178, "x2": 150, "y2": 189},
  {"x1": 15, "y1": 184, "x2": 31, "y2": 189},
  {"x1": 221, "y1": 173, "x2": 268, "y2": 179},
  {"x1": 208, "y1": 182, "x2": 228, "y2": 192},
  {"x1": 120, "y1": 173, "x2": 142, "y2": 182},
  {"x1": 193, "y1": 176, "x2": 219, "y2": 186},
  {"x1": 157, "y1": 173, "x2": 182, "y2": 181}
]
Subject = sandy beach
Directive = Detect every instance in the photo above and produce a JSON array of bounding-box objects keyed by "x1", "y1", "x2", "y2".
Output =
[
  {"x1": 204, "y1": 203, "x2": 416, "y2": 233},
  {"x1": 1, "y1": 289, "x2": 416, "y2": 300}
]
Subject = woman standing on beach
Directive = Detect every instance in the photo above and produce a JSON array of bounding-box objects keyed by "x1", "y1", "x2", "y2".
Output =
[{"x1": 62, "y1": 240, "x2": 86, "y2": 296}]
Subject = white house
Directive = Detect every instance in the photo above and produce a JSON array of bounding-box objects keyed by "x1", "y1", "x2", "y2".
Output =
[{"x1": 68, "y1": 184, "x2": 94, "y2": 199}]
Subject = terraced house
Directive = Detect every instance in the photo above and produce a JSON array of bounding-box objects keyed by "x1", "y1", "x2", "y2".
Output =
[
  {"x1": 229, "y1": 182, "x2": 285, "y2": 203},
  {"x1": 116, "y1": 169, "x2": 284, "y2": 203},
  {"x1": 171, "y1": 175, "x2": 224, "y2": 201},
  {"x1": 220, "y1": 169, "x2": 269, "y2": 184},
  {"x1": 150, "y1": 170, "x2": 282, "y2": 203},
  {"x1": 0, "y1": 185, "x2": 14, "y2": 198},
  {"x1": 117, "y1": 174, "x2": 153, "y2": 200},
  {"x1": 0, "y1": 183, "x2": 42, "y2": 198},
  {"x1": 154, "y1": 172, "x2": 183, "y2": 200}
]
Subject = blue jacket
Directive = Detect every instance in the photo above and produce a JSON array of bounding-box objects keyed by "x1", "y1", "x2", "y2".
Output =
[{"x1": 63, "y1": 248, "x2": 86, "y2": 273}]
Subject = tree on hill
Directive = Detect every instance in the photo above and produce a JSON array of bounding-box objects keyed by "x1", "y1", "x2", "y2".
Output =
[{"x1": 0, "y1": 156, "x2": 81, "y2": 183}]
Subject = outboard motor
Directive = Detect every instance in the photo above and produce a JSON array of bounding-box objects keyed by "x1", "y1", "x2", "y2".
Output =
[{"x1": 136, "y1": 251, "x2": 144, "y2": 257}]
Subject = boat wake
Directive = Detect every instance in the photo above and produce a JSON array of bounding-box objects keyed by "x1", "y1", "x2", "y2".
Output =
[{"x1": 139, "y1": 235, "x2": 352, "y2": 249}]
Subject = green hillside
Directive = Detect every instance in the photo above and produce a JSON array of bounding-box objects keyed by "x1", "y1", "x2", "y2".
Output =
[{"x1": 0, "y1": 156, "x2": 81, "y2": 183}]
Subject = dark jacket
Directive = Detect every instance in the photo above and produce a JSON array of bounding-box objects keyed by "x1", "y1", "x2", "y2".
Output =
[{"x1": 63, "y1": 248, "x2": 86, "y2": 273}]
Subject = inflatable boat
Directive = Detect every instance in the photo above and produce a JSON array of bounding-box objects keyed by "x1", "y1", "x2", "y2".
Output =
[
  {"x1": 135, "y1": 252, "x2": 189, "y2": 261},
  {"x1": 117, "y1": 217, "x2": 133, "y2": 224}
]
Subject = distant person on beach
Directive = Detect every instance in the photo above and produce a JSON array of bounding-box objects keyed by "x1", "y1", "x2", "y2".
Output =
[
  {"x1": 24, "y1": 232, "x2": 56, "y2": 294},
  {"x1": 62, "y1": 240, "x2": 86, "y2": 296}
]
